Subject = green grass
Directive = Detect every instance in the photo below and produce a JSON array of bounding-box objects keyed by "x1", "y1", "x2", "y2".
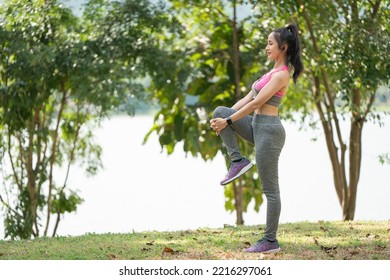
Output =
[{"x1": 0, "y1": 221, "x2": 389, "y2": 260}]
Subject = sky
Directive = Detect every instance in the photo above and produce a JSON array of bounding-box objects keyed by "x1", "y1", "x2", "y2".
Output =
[
  {"x1": 60, "y1": 0, "x2": 86, "y2": 16},
  {"x1": 0, "y1": 0, "x2": 252, "y2": 20},
  {"x1": 60, "y1": 0, "x2": 252, "y2": 20}
]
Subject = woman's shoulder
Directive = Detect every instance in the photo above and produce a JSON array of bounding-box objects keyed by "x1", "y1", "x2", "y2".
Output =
[{"x1": 270, "y1": 69, "x2": 290, "y2": 83}]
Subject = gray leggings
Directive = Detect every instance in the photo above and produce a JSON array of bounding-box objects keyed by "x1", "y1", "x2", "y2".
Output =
[{"x1": 212, "y1": 106, "x2": 286, "y2": 241}]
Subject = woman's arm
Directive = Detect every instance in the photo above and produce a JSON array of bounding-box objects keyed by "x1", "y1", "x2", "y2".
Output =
[
  {"x1": 210, "y1": 72, "x2": 289, "y2": 134},
  {"x1": 231, "y1": 90, "x2": 253, "y2": 110},
  {"x1": 229, "y1": 73, "x2": 286, "y2": 121}
]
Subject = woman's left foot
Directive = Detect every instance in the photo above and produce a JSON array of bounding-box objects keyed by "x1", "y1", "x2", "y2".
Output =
[
  {"x1": 220, "y1": 157, "x2": 253, "y2": 185},
  {"x1": 244, "y1": 238, "x2": 281, "y2": 253}
]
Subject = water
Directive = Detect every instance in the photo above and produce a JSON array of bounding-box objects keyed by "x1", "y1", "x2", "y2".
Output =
[{"x1": 1, "y1": 114, "x2": 389, "y2": 239}]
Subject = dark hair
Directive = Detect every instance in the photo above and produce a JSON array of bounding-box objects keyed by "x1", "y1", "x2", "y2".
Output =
[{"x1": 273, "y1": 23, "x2": 303, "y2": 83}]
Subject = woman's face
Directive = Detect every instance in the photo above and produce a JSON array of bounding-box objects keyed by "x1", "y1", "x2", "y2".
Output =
[{"x1": 265, "y1": 32, "x2": 284, "y2": 61}]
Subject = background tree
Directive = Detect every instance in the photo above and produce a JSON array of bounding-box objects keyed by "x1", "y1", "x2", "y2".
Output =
[
  {"x1": 0, "y1": 0, "x2": 180, "y2": 239},
  {"x1": 144, "y1": 0, "x2": 272, "y2": 225},
  {"x1": 146, "y1": 0, "x2": 389, "y2": 222},
  {"x1": 0, "y1": 0, "x2": 93, "y2": 240},
  {"x1": 299, "y1": 0, "x2": 389, "y2": 220},
  {"x1": 248, "y1": 0, "x2": 389, "y2": 220}
]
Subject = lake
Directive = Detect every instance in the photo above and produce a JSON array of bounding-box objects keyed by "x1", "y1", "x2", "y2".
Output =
[{"x1": 0, "y1": 114, "x2": 389, "y2": 239}]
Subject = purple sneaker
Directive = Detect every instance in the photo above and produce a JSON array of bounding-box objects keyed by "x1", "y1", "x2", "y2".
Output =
[
  {"x1": 244, "y1": 238, "x2": 281, "y2": 253},
  {"x1": 220, "y1": 158, "x2": 253, "y2": 186}
]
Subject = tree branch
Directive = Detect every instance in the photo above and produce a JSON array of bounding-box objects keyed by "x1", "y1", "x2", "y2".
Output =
[
  {"x1": 313, "y1": 76, "x2": 343, "y2": 204},
  {"x1": 298, "y1": 0, "x2": 346, "y2": 152},
  {"x1": 52, "y1": 106, "x2": 82, "y2": 237},
  {"x1": 44, "y1": 87, "x2": 68, "y2": 236},
  {"x1": 371, "y1": 0, "x2": 381, "y2": 18},
  {"x1": 232, "y1": 0, "x2": 241, "y2": 100},
  {"x1": 7, "y1": 133, "x2": 23, "y2": 193},
  {"x1": 363, "y1": 90, "x2": 377, "y2": 119},
  {"x1": 26, "y1": 116, "x2": 39, "y2": 237},
  {"x1": 0, "y1": 193, "x2": 24, "y2": 219}
]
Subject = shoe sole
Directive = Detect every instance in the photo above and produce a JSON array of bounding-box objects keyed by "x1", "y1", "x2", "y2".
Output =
[
  {"x1": 220, "y1": 162, "x2": 253, "y2": 186},
  {"x1": 245, "y1": 247, "x2": 281, "y2": 254},
  {"x1": 262, "y1": 247, "x2": 281, "y2": 254}
]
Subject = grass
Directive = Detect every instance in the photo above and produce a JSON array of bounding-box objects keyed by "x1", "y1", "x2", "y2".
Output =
[{"x1": 0, "y1": 221, "x2": 389, "y2": 260}]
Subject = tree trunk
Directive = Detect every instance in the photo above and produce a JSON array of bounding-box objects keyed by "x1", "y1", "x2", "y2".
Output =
[
  {"x1": 44, "y1": 89, "x2": 67, "y2": 236},
  {"x1": 233, "y1": 180, "x2": 244, "y2": 225},
  {"x1": 231, "y1": 0, "x2": 244, "y2": 225},
  {"x1": 232, "y1": 1, "x2": 241, "y2": 101},
  {"x1": 313, "y1": 76, "x2": 345, "y2": 206},
  {"x1": 298, "y1": 0, "x2": 366, "y2": 221},
  {"x1": 345, "y1": 88, "x2": 364, "y2": 220},
  {"x1": 27, "y1": 117, "x2": 38, "y2": 237}
]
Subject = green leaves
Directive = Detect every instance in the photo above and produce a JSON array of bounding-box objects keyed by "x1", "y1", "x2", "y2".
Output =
[
  {"x1": 51, "y1": 190, "x2": 84, "y2": 215},
  {"x1": 144, "y1": 1, "x2": 266, "y2": 222},
  {"x1": 146, "y1": 0, "x2": 389, "y2": 223},
  {"x1": 1, "y1": 0, "x2": 387, "y2": 238},
  {"x1": 0, "y1": 0, "x2": 181, "y2": 239}
]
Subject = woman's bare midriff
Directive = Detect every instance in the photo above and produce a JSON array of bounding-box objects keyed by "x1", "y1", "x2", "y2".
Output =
[{"x1": 255, "y1": 104, "x2": 279, "y2": 116}]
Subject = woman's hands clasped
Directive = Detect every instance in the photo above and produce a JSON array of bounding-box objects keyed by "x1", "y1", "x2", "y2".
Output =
[{"x1": 210, "y1": 118, "x2": 228, "y2": 136}]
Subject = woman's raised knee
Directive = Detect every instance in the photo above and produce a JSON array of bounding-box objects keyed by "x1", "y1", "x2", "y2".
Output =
[{"x1": 212, "y1": 106, "x2": 230, "y2": 118}]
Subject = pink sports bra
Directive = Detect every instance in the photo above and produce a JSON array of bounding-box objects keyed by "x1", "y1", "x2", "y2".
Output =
[{"x1": 251, "y1": 65, "x2": 290, "y2": 107}]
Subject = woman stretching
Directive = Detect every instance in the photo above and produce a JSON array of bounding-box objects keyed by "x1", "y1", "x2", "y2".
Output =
[{"x1": 210, "y1": 23, "x2": 303, "y2": 253}]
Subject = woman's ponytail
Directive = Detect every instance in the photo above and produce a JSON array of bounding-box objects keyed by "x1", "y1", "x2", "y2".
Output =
[{"x1": 273, "y1": 23, "x2": 304, "y2": 83}]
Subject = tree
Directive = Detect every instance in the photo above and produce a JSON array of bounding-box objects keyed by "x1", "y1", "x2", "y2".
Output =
[
  {"x1": 0, "y1": 0, "x2": 94, "y2": 240},
  {"x1": 144, "y1": 0, "x2": 270, "y2": 225},
  {"x1": 0, "y1": 0, "x2": 180, "y2": 239},
  {"x1": 248, "y1": 0, "x2": 389, "y2": 220},
  {"x1": 146, "y1": 0, "x2": 389, "y2": 223},
  {"x1": 293, "y1": 0, "x2": 388, "y2": 220}
]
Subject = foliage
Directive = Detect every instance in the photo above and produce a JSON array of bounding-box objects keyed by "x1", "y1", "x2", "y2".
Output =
[
  {"x1": 0, "y1": 0, "x2": 180, "y2": 239},
  {"x1": 296, "y1": 0, "x2": 388, "y2": 220},
  {"x1": 0, "y1": 0, "x2": 96, "y2": 240},
  {"x1": 145, "y1": 0, "x2": 389, "y2": 222},
  {"x1": 378, "y1": 153, "x2": 390, "y2": 165},
  {"x1": 246, "y1": 0, "x2": 389, "y2": 220},
  {"x1": 1, "y1": 0, "x2": 387, "y2": 240},
  {"x1": 143, "y1": 0, "x2": 272, "y2": 223}
]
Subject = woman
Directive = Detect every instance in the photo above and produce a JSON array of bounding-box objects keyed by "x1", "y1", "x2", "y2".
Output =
[{"x1": 210, "y1": 23, "x2": 303, "y2": 253}]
